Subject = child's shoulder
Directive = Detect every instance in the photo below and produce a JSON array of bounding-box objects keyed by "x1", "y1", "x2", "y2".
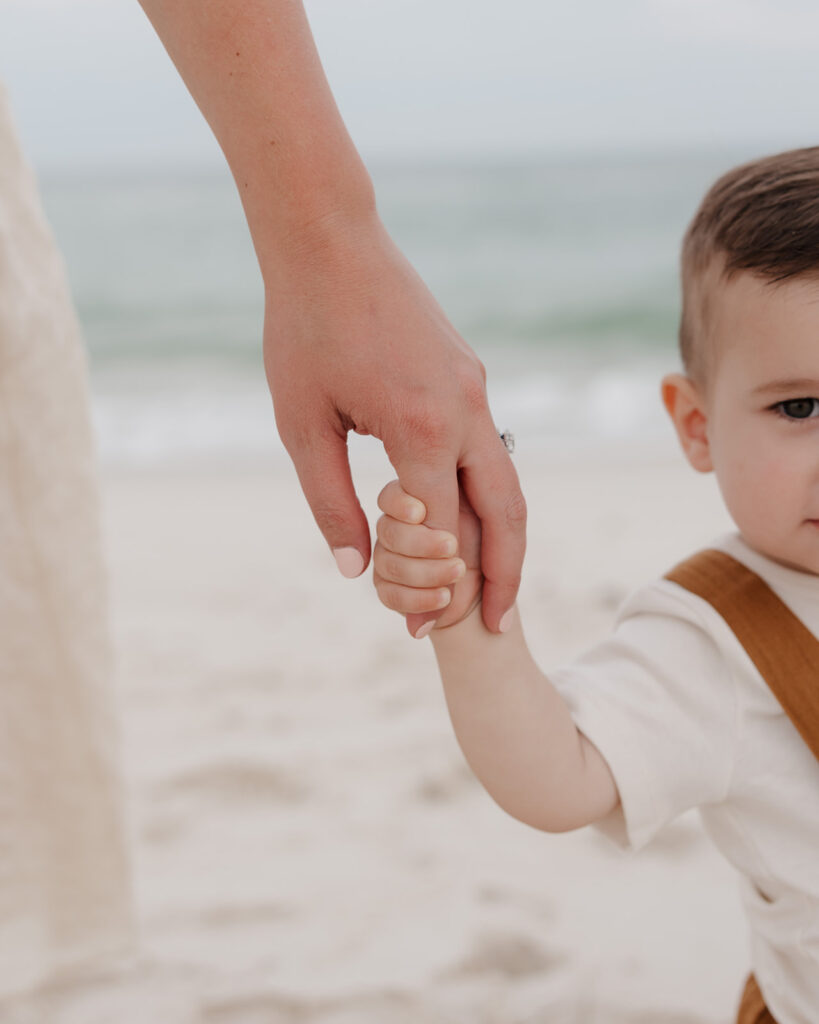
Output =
[
  {"x1": 657, "y1": 533, "x2": 819, "y2": 637},
  {"x1": 611, "y1": 531, "x2": 819, "y2": 695}
]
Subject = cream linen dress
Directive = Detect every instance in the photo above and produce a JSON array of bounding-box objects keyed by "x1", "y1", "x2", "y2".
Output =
[{"x1": 0, "y1": 84, "x2": 137, "y2": 1000}]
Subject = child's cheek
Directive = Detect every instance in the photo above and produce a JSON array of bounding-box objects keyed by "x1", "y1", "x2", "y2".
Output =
[{"x1": 714, "y1": 435, "x2": 790, "y2": 541}]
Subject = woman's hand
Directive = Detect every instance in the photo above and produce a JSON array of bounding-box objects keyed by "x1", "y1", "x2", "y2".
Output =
[
  {"x1": 138, "y1": 0, "x2": 526, "y2": 633},
  {"x1": 373, "y1": 480, "x2": 483, "y2": 637},
  {"x1": 265, "y1": 213, "x2": 525, "y2": 636}
]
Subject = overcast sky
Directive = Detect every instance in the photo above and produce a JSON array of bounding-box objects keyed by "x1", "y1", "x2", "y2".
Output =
[{"x1": 2, "y1": 0, "x2": 819, "y2": 170}]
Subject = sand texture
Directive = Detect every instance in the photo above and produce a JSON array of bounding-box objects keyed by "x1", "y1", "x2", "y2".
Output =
[{"x1": 2, "y1": 448, "x2": 752, "y2": 1023}]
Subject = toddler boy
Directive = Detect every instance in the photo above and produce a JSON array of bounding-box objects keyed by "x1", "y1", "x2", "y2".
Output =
[{"x1": 372, "y1": 148, "x2": 819, "y2": 1024}]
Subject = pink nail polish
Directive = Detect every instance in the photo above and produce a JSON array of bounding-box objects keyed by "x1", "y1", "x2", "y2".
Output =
[
  {"x1": 333, "y1": 547, "x2": 365, "y2": 578},
  {"x1": 414, "y1": 620, "x2": 436, "y2": 639},
  {"x1": 498, "y1": 609, "x2": 514, "y2": 633}
]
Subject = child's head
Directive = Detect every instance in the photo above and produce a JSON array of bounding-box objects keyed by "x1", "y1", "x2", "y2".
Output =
[{"x1": 662, "y1": 147, "x2": 819, "y2": 575}]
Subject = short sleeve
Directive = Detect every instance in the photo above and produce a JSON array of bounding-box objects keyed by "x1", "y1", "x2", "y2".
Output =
[{"x1": 548, "y1": 582, "x2": 738, "y2": 852}]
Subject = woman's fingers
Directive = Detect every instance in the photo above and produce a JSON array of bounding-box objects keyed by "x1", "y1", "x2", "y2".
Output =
[{"x1": 458, "y1": 428, "x2": 526, "y2": 632}]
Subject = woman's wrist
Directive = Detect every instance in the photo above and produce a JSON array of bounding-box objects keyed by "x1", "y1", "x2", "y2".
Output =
[
  {"x1": 257, "y1": 180, "x2": 382, "y2": 295},
  {"x1": 138, "y1": 0, "x2": 379, "y2": 292}
]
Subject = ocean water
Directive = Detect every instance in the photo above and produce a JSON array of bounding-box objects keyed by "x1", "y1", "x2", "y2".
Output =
[{"x1": 39, "y1": 151, "x2": 745, "y2": 466}]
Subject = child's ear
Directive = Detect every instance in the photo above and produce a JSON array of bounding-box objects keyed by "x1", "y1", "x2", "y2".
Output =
[{"x1": 661, "y1": 373, "x2": 713, "y2": 473}]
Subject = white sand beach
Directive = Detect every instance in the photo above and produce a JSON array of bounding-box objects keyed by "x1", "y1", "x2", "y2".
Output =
[{"x1": 4, "y1": 444, "x2": 753, "y2": 1023}]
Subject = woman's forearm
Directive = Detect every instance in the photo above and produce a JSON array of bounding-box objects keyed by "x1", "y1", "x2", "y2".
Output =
[
  {"x1": 137, "y1": 0, "x2": 376, "y2": 279},
  {"x1": 430, "y1": 604, "x2": 619, "y2": 833}
]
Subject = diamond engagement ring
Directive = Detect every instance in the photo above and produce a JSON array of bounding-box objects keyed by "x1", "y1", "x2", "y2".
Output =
[{"x1": 499, "y1": 430, "x2": 515, "y2": 454}]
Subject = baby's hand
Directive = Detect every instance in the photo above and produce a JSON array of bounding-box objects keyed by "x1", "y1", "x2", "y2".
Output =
[{"x1": 373, "y1": 480, "x2": 483, "y2": 638}]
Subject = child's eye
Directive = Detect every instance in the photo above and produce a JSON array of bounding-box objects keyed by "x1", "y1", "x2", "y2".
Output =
[{"x1": 774, "y1": 398, "x2": 819, "y2": 420}]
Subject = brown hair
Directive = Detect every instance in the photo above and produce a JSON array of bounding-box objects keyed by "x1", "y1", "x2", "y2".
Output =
[{"x1": 680, "y1": 146, "x2": 819, "y2": 381}]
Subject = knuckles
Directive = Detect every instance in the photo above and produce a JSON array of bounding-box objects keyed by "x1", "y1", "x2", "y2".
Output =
[
  {"x1": 376, "y1": 582, "x2": 416, "y2": 614},
  {"x1": 375, "y1": 516, "x2": 396, "y2": 549},
  {"x1": 385, "y1": 368, "x2": 489, "y2": 457},
  {"x1": 504, "y1": 490, "x2": 528, "y2": 532},
  {"x1": 493, "y1": 574, "x2": 522, "y2": 596},
  {"x1": 380, "y1": 554, "x2": 404, "y2": 583},
  {"x1": 394, "y1": 404, "x2": 451, "y2": 455},
  {"x1": 310, "y1": 504, "x2": 353, "y2": 536},
  {"x1": 459, "y1": 372, "x2": 489, "y2": 418}
]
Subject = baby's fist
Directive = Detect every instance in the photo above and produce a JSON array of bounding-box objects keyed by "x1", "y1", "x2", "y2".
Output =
[{"x1": 373, "y1": 480, "x2": 483, "y2": 637}]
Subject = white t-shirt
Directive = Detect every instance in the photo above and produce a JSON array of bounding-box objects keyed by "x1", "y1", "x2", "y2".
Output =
[{"x1": 549, "y1": 534, "x2": 819, "y2": 1024}]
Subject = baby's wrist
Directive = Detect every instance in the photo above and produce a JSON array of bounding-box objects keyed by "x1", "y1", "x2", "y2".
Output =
[
  {"x1": 413, "y1": 585, "x2": 483, "y2": 638},
  {"x1": 438, "y1": 589, "x2": 483, "y2": 626}
]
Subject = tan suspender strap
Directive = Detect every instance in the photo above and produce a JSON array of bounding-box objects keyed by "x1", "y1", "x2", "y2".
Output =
[
  {"x1": 664, "y1": 549, "x2": 819, "y2": 765},
  {"x1": 736, "y1": 972, "x2": 778, "y2": 1024}
]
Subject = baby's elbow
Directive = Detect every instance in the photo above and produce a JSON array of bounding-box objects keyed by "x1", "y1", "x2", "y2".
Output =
[{"x1": 481, "y1": 782, "x2": 589, "y2": 835}]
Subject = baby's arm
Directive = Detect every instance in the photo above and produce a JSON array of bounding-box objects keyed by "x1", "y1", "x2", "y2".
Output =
[{"x1": 373, "y1": 481, "x2": 620, "y2": 834}]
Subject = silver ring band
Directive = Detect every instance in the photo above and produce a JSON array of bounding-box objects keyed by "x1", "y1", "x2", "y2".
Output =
[{"x1": 499, "y1": 430, "x2": 515, "y2": 454}]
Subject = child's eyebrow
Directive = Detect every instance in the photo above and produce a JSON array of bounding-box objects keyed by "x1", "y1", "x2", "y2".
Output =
[{"x1": 752, "y1": 377, "x2": 819, "y2": 396}]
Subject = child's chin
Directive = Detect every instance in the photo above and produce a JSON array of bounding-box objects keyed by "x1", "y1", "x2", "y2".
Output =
[{"x1": 748, "y1": 531, "x2": 819, "y2": 577}]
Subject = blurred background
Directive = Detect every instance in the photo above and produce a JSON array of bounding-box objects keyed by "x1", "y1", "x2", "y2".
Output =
[
  {"x1": 1, "y1": 3, "x2": 817, "y2": 1020},
  {"x1": 4, "y1": 0, "x2": 819, "y2": 468}
]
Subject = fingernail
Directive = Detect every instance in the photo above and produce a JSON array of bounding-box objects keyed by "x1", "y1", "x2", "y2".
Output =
[
  {"x1": 498, "y1": 609, "x2": 514, "y2": 633},
  {"x1": 414, "y1": 620, "x2": 436, "y2": 639},
  {"x1": 333, "y1": 547, "x2": 365, "y2": 578},
  {"x1": 436, "y1": 589, "x2": 452, "y2": 609},
  {"x1": 406, "y1": 501, "x2": 425, "y2": 523},
  {"x1": 441, "y1": 536, "x2": 457, "y2": 557},
  {"x1": 451, "y1": 560, "x2": 466, "y2": 581}
]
